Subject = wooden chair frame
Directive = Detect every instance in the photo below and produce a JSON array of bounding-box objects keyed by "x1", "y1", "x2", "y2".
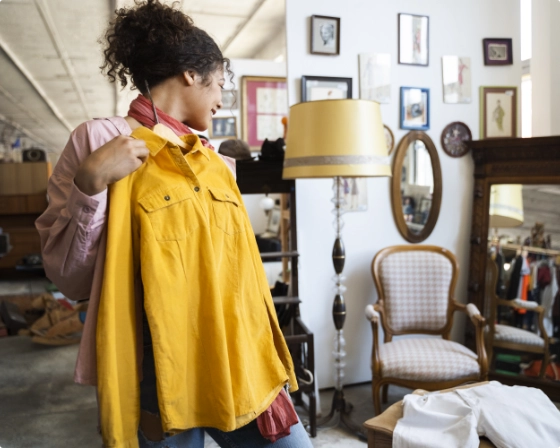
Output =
[
  {"x1": 368, "y1": 245, "x2": 488, "y2": 415},
  {"x1": 485, "y1": 257, "x2": 551, "y2": 378}
]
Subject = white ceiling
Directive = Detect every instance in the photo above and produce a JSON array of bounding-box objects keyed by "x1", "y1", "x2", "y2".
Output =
[{"x1": 0, "y1": 0, "x2": 285, "y2": 155}]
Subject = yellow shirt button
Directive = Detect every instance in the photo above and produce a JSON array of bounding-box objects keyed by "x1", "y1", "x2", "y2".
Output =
[
  {"x1": 164, "y1": 195, "x2": 170, "y2": 201},
  {"x1": 194, "y1": 187, "x2": 200, "y2": 192}
]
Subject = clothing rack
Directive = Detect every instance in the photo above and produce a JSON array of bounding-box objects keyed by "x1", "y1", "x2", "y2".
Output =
[{"x1": 499, "y1": 243, "x2": 560, "y2": 257}]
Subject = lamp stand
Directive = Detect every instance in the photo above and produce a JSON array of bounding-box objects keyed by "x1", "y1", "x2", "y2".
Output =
[{"x1": 317, "y1": 176, "x2": 366, "y2": 439}]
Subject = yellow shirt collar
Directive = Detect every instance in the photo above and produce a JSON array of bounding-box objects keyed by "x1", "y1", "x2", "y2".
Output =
[{"x1": 131, "y1": 127, "x2": 210, "y2": 160}]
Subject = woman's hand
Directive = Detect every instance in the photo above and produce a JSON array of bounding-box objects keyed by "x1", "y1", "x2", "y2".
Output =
[{"x1": 74, "y1": 136, "x2": 150, "y2": 196}]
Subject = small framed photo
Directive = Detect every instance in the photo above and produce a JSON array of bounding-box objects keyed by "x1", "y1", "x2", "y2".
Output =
[
  {"x1": 442, "y1": 56, "x2": 472, "y2": 104},
  {"x1": 480, "y1": 86, "x2": 517, "y2": 139},
  {"x1": 301, "y1": 75, "x2": 352, "y2": 102},
  {"x1": 483, "y1": 38, "x2": 513, "y2": 66},
  {"x1": 221, "y1": 90, "x2": 238, "y2": 110},
  {"x1": 398, "y1": 13, "x2": 429, "y2": 66},
  {"x1": 241, "y1": 76, "x2": 288, "y2": 150},
  {"x1": 400, "y1": 87, "x2": 430, "y2": 130},
  {"x1": 310, "y1": 15, "x2": 340, "y2": 55},
  {"x1": 209, "y1": 117, "x2": 237, "y2": 139},
  {"x1": 359, "y1": 53, "x2": 391, "y2": 103}
]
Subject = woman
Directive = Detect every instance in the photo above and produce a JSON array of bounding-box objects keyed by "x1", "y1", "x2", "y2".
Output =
[{"x1": 36, "y1": 2, "x2": 312, "y2": 447}]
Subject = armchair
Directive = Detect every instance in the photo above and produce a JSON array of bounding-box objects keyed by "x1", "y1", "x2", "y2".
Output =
[
  {"x1": 485, "y1": 256, "x2": 551, "y2": 378},
  {"x1": 365, "y1": 245, "x2": 488, "y2": 415}
]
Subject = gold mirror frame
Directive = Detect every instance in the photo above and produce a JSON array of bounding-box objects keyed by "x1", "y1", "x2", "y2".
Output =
[{"x1": 391, "y1": 131, "x2": 442, "y2": 243}]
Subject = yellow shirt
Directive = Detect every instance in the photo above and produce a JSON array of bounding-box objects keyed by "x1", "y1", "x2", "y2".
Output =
[{"x1": 96, "y1": 127, "x2": 297, "y2": 448}]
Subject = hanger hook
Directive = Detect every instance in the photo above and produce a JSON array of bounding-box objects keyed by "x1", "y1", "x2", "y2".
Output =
[{"x1": 144, "y1": 80, "x2": 160, "y2": 124}]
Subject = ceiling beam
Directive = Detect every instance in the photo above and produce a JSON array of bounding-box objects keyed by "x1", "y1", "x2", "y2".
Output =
[
  {"x1": 0, "y1": 113, "x2": 51, "y2": 149},
  {"x1": 0, "y1": 38, "x2": 73, "y2": 132},
  {"x1": 222, "y1": 0, "x2": 270, "y2": 53},
  {"x1": 34, "y1": 0, "x2": 91, "y2": 120}
]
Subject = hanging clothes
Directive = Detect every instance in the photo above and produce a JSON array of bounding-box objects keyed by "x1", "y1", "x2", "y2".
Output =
[
  {"x1": 540, "y1": 260, "x2": 556, "y2": 336},
  {"x1": 96, "y1": 128, "x2": 297, "y2": 448},
  {"x1": 506, "y1": 255, "x2": 523, "y2": 300}
]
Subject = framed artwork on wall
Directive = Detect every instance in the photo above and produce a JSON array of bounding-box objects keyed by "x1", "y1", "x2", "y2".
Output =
[
  {"x1": 310, "y1": 15, "x2": 340, "y2": 55},
  {"x1": 209, "y1": 117, "x2": 237, "y2": 139},
  {"x1": 483, "y1": 38, "x2": 513, "y2": 66},
  {"x1": 241, "y1": 76, "x2": 288, "y2": 151},
  {"x1": 440, "y1": 121, "x2": 472, "y2": 158},
  {"x1": 221, "y1": 90, "x2": 238, "y2": 110},
  {"x1": 398, "y1": 13, "x2": 429, "y2": 66},
  {"x1": 384, "y1": 124, "x2": 395, "y2": 155},
  {"x1": 301, "y1": 75, "x2": 352, "y2": 102},
  {"x1": 400, "y1": 87, "x2": 430, "y2": 130},
  {"x1": 480, "y1": 86, "x2": 517, "y2": 139},
  {"x1": 442, "y1": 56, "x2": 472, "y2": 104},
  {"x1": 358, "y1": 53, "x2": 391, "y2": 103}
]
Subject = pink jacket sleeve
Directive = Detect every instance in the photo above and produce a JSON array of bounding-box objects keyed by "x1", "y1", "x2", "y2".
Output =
[{"x1": 36, "y1": 120, "x2": 121, "y2": 300}]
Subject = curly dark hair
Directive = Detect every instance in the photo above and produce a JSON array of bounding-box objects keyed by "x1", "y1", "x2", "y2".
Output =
[{"x1": 100, "y1": 0, "x2": 232, "y2": 93}]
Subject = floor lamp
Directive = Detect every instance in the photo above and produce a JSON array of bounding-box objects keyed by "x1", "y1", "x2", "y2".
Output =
[{"x1": 283, "y1": 99, "x2": 391, "y2": 436}]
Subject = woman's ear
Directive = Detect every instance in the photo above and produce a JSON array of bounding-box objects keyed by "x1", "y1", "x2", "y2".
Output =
[{"x1": 182, "y1": 70, "x2": 196, "y2": 86}]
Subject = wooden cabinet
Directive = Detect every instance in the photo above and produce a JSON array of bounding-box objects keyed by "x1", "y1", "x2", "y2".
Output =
[{"x1": 0, "y1": 162, "x2": 50, "y2": 272}]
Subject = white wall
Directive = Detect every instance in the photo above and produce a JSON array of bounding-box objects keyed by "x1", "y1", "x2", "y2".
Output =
[
  {"x1": 285, "y1": 0, "x2": 521, "y2": 389},
  {"x1": 532, "y1": 0, "x2": 560, "y2": 136}
]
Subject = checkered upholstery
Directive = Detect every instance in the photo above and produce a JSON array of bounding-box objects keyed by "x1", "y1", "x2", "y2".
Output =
[
  {"x1": 378, "y1": 251, "x2": 453, "y2": 332},
  {"x1": 491, "y1": 324, "x2": 545, "y2": 347},
  {"x1": 379, "y1": 338, "x2": 480, "y2": 381}
]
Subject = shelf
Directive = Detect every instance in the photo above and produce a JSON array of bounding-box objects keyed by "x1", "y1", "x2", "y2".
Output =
[
  {"x1": 260, "y1": 251, "x2": 299, "y2": 260},
  {"x1": 272, "y1": 296, "x2": 301, "y2": 305}
]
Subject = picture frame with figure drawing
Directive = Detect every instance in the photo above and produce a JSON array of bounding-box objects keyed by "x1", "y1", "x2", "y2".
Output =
[
  {"x1": 359, "y1": 53, "x2": 391, "y2": 103},
  {"x1": 301, "y1": 75, "x2": 352, "y2": 102},
  {"x1": 483, "y1": 38, "x2": 513, "y2": 65},
  {"x1": 480, "y1": 86, "x2": 517, "y2": 139},
  {"x1": 398, "y1": 13, "x2": 429, "y2": 66},
  {"x1": 310, "y1": 15, "x2": 340, "y2": 55},
  {"x1": 442, "y1": 56, "x2": 472, "y2": 104}
]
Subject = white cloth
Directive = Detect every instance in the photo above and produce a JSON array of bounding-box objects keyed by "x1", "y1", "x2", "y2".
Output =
[
  {"x1": 542, "y1": 261, "x2": 558, "y2": 336},
  {"x1": 393, "y1": 381, "x2": 560, "y2": 448}
]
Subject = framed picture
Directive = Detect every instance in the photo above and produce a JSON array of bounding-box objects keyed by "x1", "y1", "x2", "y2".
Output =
[
  {"x1": 359, "y1": 53, "x2": 391, "y2": 103},
  {"x1": 398, "y1": 13, "x2": 429, "y2": 66},
  {"x1": 480, "y1": 86, "x2": 517, "y2": 139},
  {"x1": 442, "y1": 56, "x2": 472, "y2": 104},
  {"x1": 241, "y1": 76, "x2": 288, "y2": 150},
  {"x1": 221, "y1": 90, "x2": 238, "y2": 110},
  {"x1": 400, "y1": 87, "x2": 430, "y2": 130},
  {"x1": 209, "y1": 117, "x2": 237, "y2": 139},
  {"x1": 341, "y1": 178, "x2": 368, "y2": 212},
  {"x1": 440, "y1": 121, "x2": 472, "y2": 158},
  {"x1": 310, "y1": 15, "x2": 340, "y2": 55},
  {"x1": 384, "y1": 124, "x2": 395, "y2": 155},
  {"x1": 483, "y1": 38, "x2": 513, "y2": 66},
  {"x1": 301, "y1": 75, "x2": 352, "y2": 102}
]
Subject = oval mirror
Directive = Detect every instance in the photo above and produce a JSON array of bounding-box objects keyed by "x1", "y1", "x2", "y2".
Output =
[{"x1": 391, "y1": 131, "x2": 442, "y2": 243}]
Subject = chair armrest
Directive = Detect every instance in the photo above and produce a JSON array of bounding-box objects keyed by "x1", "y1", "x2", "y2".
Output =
[
  {"x1": 365, "y1": 304, "x2": 382, "y2": 377},
  {"x1": 454, "y1": 301, "x2": 488, "y2": 379},
  {"x1": 497, "y1": 297, "x2": 544, "y2": 313}
]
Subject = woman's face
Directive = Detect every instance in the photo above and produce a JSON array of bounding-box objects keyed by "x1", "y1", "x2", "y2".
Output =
[{"x1": 183, "y1": 68, "x2": 225, "y2": 131}]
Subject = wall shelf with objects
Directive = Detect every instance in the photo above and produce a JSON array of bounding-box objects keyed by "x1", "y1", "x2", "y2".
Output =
[
  {"x1": 0, "y1": 162, "x2": 51, "y2": 275},
  {"x1": 236, "y1": 158, "x2": 317, "y2": 437}
]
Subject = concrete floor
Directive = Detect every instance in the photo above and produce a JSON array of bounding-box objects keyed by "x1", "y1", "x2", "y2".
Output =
[{"x1": 0, "y1": 335, "x2": 412, "y2": 448}]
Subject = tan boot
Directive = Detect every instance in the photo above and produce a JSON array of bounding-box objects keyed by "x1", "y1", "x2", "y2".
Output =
[
  {"x1": 29, "y1": 300, "x2": 74, "y2": 336},
  {"x1": 31, "y1": 312, "x2": 83, "y2": 346}
]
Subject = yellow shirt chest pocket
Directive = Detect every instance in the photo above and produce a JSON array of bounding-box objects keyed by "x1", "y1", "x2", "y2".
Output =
[
  {"x1": 138, "y1": 185, "x2": 198, "y2": 241},
  {"x1": 208, "y1": 187, "x2": 245, "y2": 235}
]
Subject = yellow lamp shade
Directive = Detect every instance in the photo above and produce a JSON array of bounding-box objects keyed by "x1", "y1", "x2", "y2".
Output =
[
  {"x1": 489, "y1": 184, "x2": 524, "y2": 228},
  {"x1": 283, "y1": 99, "x2": 392, "y2": 179}
]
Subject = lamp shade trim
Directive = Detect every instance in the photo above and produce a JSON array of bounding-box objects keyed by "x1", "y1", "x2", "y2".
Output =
[{"x1": 283, "y1": 154, "x2": 390, "y2": 168}]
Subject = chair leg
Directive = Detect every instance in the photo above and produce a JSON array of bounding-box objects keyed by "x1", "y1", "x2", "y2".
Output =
[
  {"x1": 539, "y1": 352, "x2": 550, "y2": 379},
  {"x1": 372, "y1": 381, "x2": 382, "y2": 416},
  {"x1": 382, "y1": 384, "x2": 389, "y2": 404}
]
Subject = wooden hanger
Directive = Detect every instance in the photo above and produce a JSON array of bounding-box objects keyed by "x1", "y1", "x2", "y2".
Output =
[{"x1": 144, "y1": 81, "x2": 187, "y2": 149}]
